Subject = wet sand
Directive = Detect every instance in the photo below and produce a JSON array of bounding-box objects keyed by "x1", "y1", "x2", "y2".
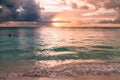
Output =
[
  {"x1": 1, "y1": 62, "x2": 120, "y2": 80},
  {"x1": 1, "y1": 75, "x2": 120, "y2": 80},
  {"x1": 23, "y1": 63, "x2": 120, "y2": 77}
]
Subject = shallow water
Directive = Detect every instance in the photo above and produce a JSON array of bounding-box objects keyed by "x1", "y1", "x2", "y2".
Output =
[{"x1": 0, "y1": 27, "x2": 120, "y2": 72}]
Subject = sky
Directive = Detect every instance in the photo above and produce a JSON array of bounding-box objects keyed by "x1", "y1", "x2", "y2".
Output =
[{"x1": 0, "y1": 0, "x2": 120, "y2": 27}]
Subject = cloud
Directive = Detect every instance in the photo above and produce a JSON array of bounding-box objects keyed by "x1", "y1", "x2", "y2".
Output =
[
  {"x1": 18, "y1": 0, "x2": 41, "y2": 21},
  {"x1": 0, "y1": 0, "x2": 41, "y2": 21},
  {"x1": 0, "y1": 4, "x2": 12, "y2": 21},
  {"x1": 0, "y1": 0, "x2": 120, "y2": 24},
  {"x1": 84, "y1": 0, "x2": 120, "y2": 23},
  {"x1": 104, "y1": 0, "x2": 120, "y2": 23}
]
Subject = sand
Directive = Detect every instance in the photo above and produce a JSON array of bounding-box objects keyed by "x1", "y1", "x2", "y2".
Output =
[
  {"x1": 0, "y1": 62, "x2": 120, "y2": 80},
  {"x1": 23, "y1": 63, "x2": 120, "y2": 77},
  {"x1": 1, "y1": 75, "x2": 120, "y2": 80}
]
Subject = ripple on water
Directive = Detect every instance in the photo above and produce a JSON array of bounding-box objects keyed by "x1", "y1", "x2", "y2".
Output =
[{"x1": 91, "y1": 45, "x2": 114, "y2": 49}]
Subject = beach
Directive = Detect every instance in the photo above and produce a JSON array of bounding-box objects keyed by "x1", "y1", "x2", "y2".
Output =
[
  {"x1": 1, "y1": 0, "x2": 120, "y2": 79},
  {"x1": 0, "y1": 62, "x2": 120, "y2": 80},
  {"x1": 0, "y1": 27, "x2": 120, "y2": 80},
  {"x1": 1, "y1": 75, "x2": 120, "y2": 80}
]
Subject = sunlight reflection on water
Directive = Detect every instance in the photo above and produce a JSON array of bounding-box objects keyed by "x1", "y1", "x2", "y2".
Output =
[
  {"x1": 0, "y1": 27, "x2": 120, "y2": 71},
  {"x1": 35, "y1": 59, "x2": 105, "y2": 68}
]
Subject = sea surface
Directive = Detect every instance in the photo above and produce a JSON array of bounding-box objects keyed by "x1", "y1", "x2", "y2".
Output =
[{"x1": 0, "y1": 27, "x2": 120, "y2": 72}]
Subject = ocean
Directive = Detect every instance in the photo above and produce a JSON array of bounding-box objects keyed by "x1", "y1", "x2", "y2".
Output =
[{"x1": 0, "y1": 27, "x2": 120, "y2": 73}]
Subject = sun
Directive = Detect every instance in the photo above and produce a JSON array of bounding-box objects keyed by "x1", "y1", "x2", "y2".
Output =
[
  {"x1": 52, "y1": 17, "x2": 62, "y2": 27},
  {"x1": 52, "y1": 18, "x2": 61, "y2": 21}
]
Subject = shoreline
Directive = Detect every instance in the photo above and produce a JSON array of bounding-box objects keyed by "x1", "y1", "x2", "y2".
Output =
[
  {"x1": 1, "y1": 75, "x2": 120, "y2": 80},
  {"x1": 23, "y1": 62, "x2": 120, "y2": 77},
  {"x1": 1, "y1": 62, "x2": 120, "y2": 80}
]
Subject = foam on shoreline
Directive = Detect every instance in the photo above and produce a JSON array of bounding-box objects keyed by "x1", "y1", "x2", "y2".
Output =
[{"x1": 1, "y1": 62, "x2": 120, "y2": 79}]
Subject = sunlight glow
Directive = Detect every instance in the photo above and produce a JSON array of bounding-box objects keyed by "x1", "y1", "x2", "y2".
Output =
[
  {"x1": 52, "y1": 18, "x2": 61, "y2": 21},
  {"x1": 52, "y1": 23, "x2": 61, "y2": 27},
  {"x1": 33, "y1": 0, "x2": 120, "y2": 27},
  {"x1": 36, "y1": 59, "x2": 104, "y2": 68},
  {"x1": 52, "y1": 18, "x2": 61, "y2": 26},
  {"x1": 52, "y1": 17, "x2": 72, "y2": 27}
]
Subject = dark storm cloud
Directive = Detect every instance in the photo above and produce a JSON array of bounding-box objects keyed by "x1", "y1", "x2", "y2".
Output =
[
  {"x1": 0, "y1": 0, "x2": 41, "y2": 21},
  {"x1": 18, "y1": 0, "x2": 41, "y2": 21}
]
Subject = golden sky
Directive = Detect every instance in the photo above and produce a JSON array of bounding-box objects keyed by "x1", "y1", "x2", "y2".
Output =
[
  {"x1": 0, "y1": 0, "x2": 120, "y2": 27},
  {"x1": 35, "y1": 0, "x2": 116, "y2": 21},
  {"x1": 33, "y1": 0, "x2": 120, "y2": 27}
]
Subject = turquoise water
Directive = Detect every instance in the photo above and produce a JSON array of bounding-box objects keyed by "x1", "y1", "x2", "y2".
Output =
[{"x1": 0, "y1": 27, "x2": 120, "y2": 72}]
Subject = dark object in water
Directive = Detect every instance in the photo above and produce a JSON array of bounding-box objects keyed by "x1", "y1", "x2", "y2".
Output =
[{"x1": 9, "y1": 34, "x2": 12, "y2": 37}]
